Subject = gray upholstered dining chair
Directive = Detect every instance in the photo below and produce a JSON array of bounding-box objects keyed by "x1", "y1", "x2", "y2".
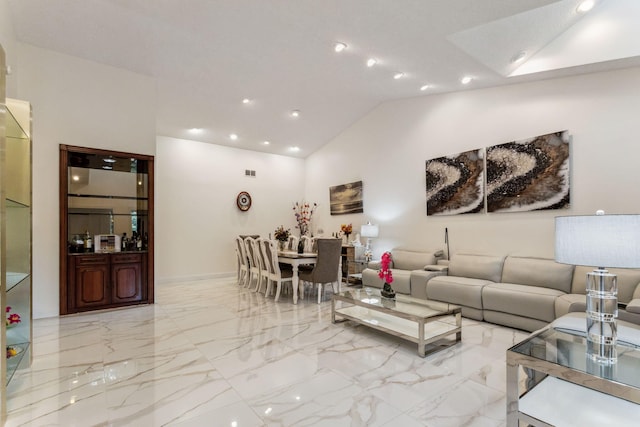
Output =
[{"x1": 299, "y1": 238, "x2": 342, "y2": 304}]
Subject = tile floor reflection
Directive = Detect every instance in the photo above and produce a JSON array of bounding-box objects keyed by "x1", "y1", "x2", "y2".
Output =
[{"x1": 6, "y1": 278, "x2": 530, "y2": 426}]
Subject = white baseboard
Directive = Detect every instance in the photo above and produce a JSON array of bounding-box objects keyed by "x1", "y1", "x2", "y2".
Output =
[{"x1": 156, "y1": 272, "x2": 236, "y2": 284}]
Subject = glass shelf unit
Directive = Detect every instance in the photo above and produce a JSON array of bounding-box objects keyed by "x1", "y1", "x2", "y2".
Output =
[{"x1": 2, "y1": 97, "x2": 33, "y2": 398}]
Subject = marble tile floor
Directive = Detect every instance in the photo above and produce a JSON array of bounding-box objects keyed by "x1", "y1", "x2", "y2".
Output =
[{"x1": 6, "y1": 278, "x2": 531, "y2": 426}]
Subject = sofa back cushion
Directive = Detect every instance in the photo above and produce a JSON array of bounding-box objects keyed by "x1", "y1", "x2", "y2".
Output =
[
  {"x1": 501, "y1": 256, "x2": 574, "y2": 293},
  {"x1": 391, "y1": 249, "x2": 436, "y2": 271},
  {"x1": 571, "y1": 265, "x2": 640, "y2": 304},
  {"x1": 448, "y1": 253, "x2": 505, "y2": 282}
]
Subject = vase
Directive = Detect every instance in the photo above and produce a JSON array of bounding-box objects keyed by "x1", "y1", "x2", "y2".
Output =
[
  {"x1": 381, "y1": 282, "x2": 396, "y2": 299},
  {"x1": 278, "y1": 240, "x2": 286, "y2": 251},
  {"x1": 298, "y1": 239, "x2": 305, "y2": 254}
]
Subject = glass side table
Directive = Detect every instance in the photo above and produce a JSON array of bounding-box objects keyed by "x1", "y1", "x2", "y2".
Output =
[
  {"x1": 345, "y1": 259, "x2": 367, "y2": 286},
  {"x1": 506, "y1": 327, "x2": 640, "y2": 426}
]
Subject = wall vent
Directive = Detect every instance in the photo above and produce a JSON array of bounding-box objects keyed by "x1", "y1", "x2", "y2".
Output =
[{"x1": 245, "y1": 169, "x2": 256, "y2": 177}]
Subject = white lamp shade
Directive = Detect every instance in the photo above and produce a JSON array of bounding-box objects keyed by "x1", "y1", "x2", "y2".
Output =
[
  {"x1": 555, "y1": 214, "x2": 640, "y2": 268},
  {"x1": 361, "y1": 223, "x2": 379, "y2": 238}
]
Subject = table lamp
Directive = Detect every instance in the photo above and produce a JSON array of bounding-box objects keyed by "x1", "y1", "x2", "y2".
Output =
[
  {"x1": 555, "y1": 211, "x2": 640, "y2": 364},
  {"x1": 361, "y1": 222, "x2": 379, "y2": 260}
]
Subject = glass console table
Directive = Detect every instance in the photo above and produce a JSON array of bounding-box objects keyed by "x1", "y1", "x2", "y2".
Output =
[
  {"x1": 507, "y1": 327, "x2": 640, "y2": 426},
  {"x1": 332, "y1": 288, "x2": 461, "y2": 357}
]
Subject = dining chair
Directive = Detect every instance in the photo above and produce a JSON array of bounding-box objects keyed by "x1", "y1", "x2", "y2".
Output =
[
  {"x1": 235, "y1": 236, "x2": 249, "y2": 287},
  {"x1": 250, "y1": 237, "x2": 265, "y2": 292},
  {"x1": 244, "y1": 237, "x2": 261, "y2": 290},
  {"x1": 300, "y1": 235, "x2": 315, "y2": 252},
  {"x1": 262, "y1": 239, "x2": 294, "y2": 302},
  {"x1": 286, "y1": 235, "x2": 299, "y2": 251},
  {"x1": 299, "y1": 238, "x2": 342, "y2": 304},
  {"x1": 256, "y1": 237, "x2": 271, "y2": 294}
]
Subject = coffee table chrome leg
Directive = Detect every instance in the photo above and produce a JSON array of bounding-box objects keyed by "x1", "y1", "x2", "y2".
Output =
[
  {"x1": 418, "y1": 320, "x2": 426, "y2": 357},
  {"x1": 331, "y1": 297, "x2": 336, "y2": 323}
]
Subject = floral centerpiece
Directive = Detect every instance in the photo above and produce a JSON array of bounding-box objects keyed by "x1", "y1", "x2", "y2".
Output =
[
  {"x1": 274, "y1": 225, "x2": 291, "y2": 251},
  {"x1": 293, "y1": 201, "x2": 317, "y2": 236},
  {"x1": 274, "y1": 225, "x2": 291, "y2": 242},
  {"x1": 378, "y1": 251, "x2": 396, "y2": 299}
]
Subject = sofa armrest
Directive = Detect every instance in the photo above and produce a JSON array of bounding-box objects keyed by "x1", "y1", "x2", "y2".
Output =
[
  {"x1": 437, "y1": 259, "x2": 450, "y2": 266},
  {"x1": 626, "y1": 299, "x2": 640, "y2": 314},
  {"x1": 424, "y1": 264, "x2": 448, "y2": 272},
  {"x1": 367, "y1": 260, "x2": 381, "y2": 269}
]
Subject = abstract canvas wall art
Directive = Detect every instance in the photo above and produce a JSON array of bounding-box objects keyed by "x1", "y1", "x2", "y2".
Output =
[
  {"x1": 486, "y1": 130, "x2": 570, "y2": 213},
  {"x1": 330, "y1": 180, "x2": 364, "y2": 215},
  {"x1": 426, "y1": 149, "x2": 485, "y2": 215}
]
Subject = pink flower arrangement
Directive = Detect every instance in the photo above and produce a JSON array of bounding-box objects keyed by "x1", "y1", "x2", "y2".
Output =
[
  {"x1": 378, "y1": 251, "x2": 394, "y2": 284},
  {"x1": 293, "y1": 201, "x2": 317, "y2": 236},
  {"x1": 6, "y1": 306, "x2": 21, "y2": 326}
]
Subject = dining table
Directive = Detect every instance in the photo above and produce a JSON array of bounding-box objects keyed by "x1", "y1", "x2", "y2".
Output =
[{"x1": 277, "y1": 251, "x2": 317, "y2": 304}]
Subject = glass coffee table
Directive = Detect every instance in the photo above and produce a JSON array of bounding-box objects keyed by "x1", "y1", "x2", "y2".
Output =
[
  {"x1": 507, "y1": 327, "x2": 640, "y2": 426},
  {"x1": 331, "y1": 288, "x2": 461, "y2": 357}
]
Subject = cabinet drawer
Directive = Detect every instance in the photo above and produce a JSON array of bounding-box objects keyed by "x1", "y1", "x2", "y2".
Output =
[
  {"x1": 74, "y1": 254, "x2": 109, "y2": 265},
  {"x1": 112, "y1": 253, "x2": 143, "y2": 264}
]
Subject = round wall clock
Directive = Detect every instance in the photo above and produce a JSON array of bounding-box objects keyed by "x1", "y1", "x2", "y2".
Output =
[{"x1": 236, "y1": 191, "x2": 252, "y2": 211}]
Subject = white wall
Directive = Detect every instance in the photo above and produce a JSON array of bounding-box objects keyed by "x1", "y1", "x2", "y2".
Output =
[
  {"x1": 15, "y1": 43, "x2": 156, "y2": 318},
  {"x1": 306, "y1": 67, "x2": 640, "y2": 260},
  {"x1": 155, "y1": 136, "x2": 305, "y2": 283},
  {"x1": 0, "y1": 0, "x2": 18, "y2": 97}
]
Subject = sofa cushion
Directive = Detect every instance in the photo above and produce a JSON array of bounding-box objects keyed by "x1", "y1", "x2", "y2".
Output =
[
  {"x1": 501, "y1": 256, "x2": 574, "y2": 294},
  {"x1": 571, "y1": 266, "x2": 640, "y2": 304},
  {"x1": 427, "y1": 276, "x2": 493, "y2": 310},
  {"x1": 391, "y1": 249, "x2": 436, "y2": 271},
  {"x1": 409, "y1": 270, "x2": 447, "y2": 299},
  {"x1": 447, "y1": 253, "x2": 505, "y2": 282},
  {"x1": 551, "y1": 312, "x2": 640, "y2": 345},
  {"x1": 483, "y1": 283, "x2": 565, "y2": 323}
]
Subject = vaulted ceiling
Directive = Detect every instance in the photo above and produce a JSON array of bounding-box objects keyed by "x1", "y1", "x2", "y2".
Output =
[{"x1": 7, "y1": 0, "x2": 640, "y2": 157}]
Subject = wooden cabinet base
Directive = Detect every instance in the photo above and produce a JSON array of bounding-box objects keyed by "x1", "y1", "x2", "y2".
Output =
[{"x1": 68, "y1": 252, "x2": 148, "y2": 313}]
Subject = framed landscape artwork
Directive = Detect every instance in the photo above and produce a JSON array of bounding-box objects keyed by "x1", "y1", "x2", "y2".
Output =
[
  {"x1": 330, "y1": 180, "x2": 364, "y2": 215},
  {"x1": 426, "y1": 149, "x2": 485, "y2": 215},
  {"x1": 486, "y1": 130, "x2": 570, "y2": 213}
]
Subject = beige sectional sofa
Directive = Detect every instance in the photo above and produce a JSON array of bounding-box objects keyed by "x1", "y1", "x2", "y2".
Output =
[{"x1": 362, "y1": 251, "x2": 640, "y2": 331}]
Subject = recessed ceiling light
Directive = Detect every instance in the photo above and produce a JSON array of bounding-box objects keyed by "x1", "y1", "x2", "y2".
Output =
[
  {"x1": 289, "y1": 146, "x2": 300, "y2": 152},
  {"x1": 420, "y1": 84, "x2": 430, "y2": 91},
  {"x1": 577, "y1": 0, "x2": 595, "y2": 13},
  {"x1": 188, "y1": 128, "x2": 203, "y2": 134},
  {"x1": 510, "y1": 51, "x2": 527, "y2": 64},
  {"x1": 461, "y1": 76, "x2": 473, "y2": 85},
  {"x1": 393, "y1": 72, "x2": 405, "y2": 80},
  {"x1": 290, "y1": 110, "x2": 300, "y2": 118},
  {"x1": 263, "y1": 141, "x2": 270, "y2": 145},
  {"x1": 242, "y1": 98, "x2": 251, "y2": 104},
  {"x1": 72, "y1": 175, "x2": 80, "y2": 181},
  {"x1": 229, "y1": 133, "x2": 238, "y2": 140},
  {"x1": 366, "y1": 58, "x2": 377, "y2": 67},
  {"x1": 334, "y1": 42, "x2": 347, "y2": 53}
]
